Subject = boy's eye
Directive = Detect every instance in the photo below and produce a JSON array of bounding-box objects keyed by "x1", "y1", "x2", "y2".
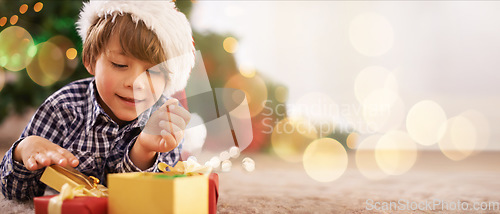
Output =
[{"x1": 111, "y1": 62, "x2": 128, "y2": 68}]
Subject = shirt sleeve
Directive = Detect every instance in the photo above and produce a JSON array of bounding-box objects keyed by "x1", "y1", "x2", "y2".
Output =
[{"x1": 0, "y1": 99, "x2": 68, "y2": 200}]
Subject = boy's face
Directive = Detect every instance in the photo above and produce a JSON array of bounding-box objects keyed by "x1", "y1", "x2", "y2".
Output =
[{"x1": 87, "y1": 34, "x2": 166, "y2": 124}]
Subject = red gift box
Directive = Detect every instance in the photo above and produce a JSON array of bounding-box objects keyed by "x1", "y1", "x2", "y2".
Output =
[
  {"x1": 209, "y1": 173, "x2": 219, "y2": 214},
  {"x1": 34, "y1": 196, "x2": 108, "y2": 214}
]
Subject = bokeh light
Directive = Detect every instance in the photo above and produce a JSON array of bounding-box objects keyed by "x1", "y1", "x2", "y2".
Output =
[
  {"x1": 34, "y1": 2, "x2": 44, "y2": 12},
  {"x1": 20, "y1": 4, "x2": 28, "y2": 14},
  {"x1": 406, "y1": 100, "x2": 447, "y2": 146},
  {"x1": 66, "y1": 48, "x2": 77, "y2": 60},
  {"x1": 26, "y1": 42, "x2": 64, "y2": 86},
  {"x1": 303, "y1": 138, "x2": 348, "y2": 182},
  {"x1": 271, "y1": 117, "x2": 317, "y2": 163},
  {"x1": 375, "y1": 131, "x2": 418, "y2": 175},
  {"x1": 354, "y1": 66, "x2": 398, "y2": 104},
  {"x1": 238, "y1": 64, "x2": 256, "y2": 78},
  {"x1": 274, "y1": 86, "x2": 288, "y2": 103},
  {"x1": 47, "y1": 35, "x2": 78, "y2": 80},
  {"x1": 460, "y1": 110, "x2": 490, "y2": 153},
  {"x1": 0, "y1": 17, "x2": 7, "y2": 27},
  {"x1": 293, "y1": 92, "x2": 339, "y2": 137},
  {"x1": 224, "y1": 73, "x2": 267, "y2": 117},
  {"x1": 349, "y1": 13, "x2": 394, "y2": 57},
  {"x1": 223, "y1": 37, "x2": 238, "y2": 53},
  {"x1": 0, "y1": 26, "x2": 35, "y2": 71},
  {"x1": 346, "y1": 132, "x2": 359, "y2": 149},
  {"x1": 355, "y1": 134, "x2": 388, "y2": 180},
  {"x1": 438, "y1": 116, "x2": 477, "y2": 161},
  {"x1": 10, "y1": 15, "x2": 18, "y2": 25},
  {"x1": 0, "y1": 68, "x2": 5, "y2": 92}
]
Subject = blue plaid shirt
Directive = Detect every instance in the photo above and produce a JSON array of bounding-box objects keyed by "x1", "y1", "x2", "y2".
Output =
[{"x1": 0, "y1": 77, "x2": 182, "y2": 200}]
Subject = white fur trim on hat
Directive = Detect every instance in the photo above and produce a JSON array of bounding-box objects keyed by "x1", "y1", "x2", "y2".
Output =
[{"x1": 76, "y1": 0, "x2": 195, "y2": 97}]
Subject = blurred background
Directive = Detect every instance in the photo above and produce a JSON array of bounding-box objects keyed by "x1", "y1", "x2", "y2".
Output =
[{"x1": 1, "y1": 1, "x2": 499, "y2": 182}]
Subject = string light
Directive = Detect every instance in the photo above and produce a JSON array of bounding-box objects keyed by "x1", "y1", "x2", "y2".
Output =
[
  {"x1": 0, "y1": 17, "x2": 6, "y2": 27},
  {"x1": 10, "y1": 15, "x2": 18, "y2": 25},
  {"x1": 66, "y1": 48, "x2": 77, "y2": 60},
  {"x1": 19, "y1": 4, "x2": 28, "y2": 14},
  {"x1": 34, "y1": 2, "x2": 43, "y2": 13}
]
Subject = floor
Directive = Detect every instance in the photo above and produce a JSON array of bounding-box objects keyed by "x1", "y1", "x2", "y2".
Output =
[{"x1": 1, "y1": 148, "x2": 499, "y2": 213}]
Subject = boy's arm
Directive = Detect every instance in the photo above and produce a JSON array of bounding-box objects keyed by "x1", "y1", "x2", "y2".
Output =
[{"x1": 0, "y1": 99, "x2": 76, "y2": 200}]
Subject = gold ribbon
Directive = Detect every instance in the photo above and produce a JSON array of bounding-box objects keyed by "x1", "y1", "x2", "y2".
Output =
[
  {"x1": 48, "y1": 183, "x2": 85, "y2": 214},
  {"x1": 158, "y1": 159, "x2": 212, "y2": 176},
  {"x1": 49, "y1": 165, "x2": 108, "y2": 197}
]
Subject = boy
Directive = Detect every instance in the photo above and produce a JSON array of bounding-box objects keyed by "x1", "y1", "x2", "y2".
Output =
[{"x1": 0, "y1": 0, "x2": 194, "y2": 200}]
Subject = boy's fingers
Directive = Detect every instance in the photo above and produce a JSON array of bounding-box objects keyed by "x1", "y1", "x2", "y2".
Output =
[
  {"x1": 47, "y1": 151, "x2": 67, "y2": 166},
  {"x1": 58, "y1": 148, "x2": 79, "y2": 167},
  {"x1": 159, "y1": 98, "x2": 179, "y2": 109},
  {"x1": 26, "y1": 156, "x2": 38, "y2": 171},
  {"x1": 167, "y1": 105, "x2": 191, "y2": 125},
  {"x1": 34, "y1": 153, "x2": 50, "y2": 166},
  {"x1": 159, "y1": 113, "x2": 186, "y2": 130},
  {"x1": 159, "y1": 130, "x2": 177, "y2": 152}
]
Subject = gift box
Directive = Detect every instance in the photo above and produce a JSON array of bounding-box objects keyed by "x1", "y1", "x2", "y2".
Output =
[
  {"x1": 108, "y1": 172, "x2": 208, "y2": 214},
  {"x1": 34, "y1": 195, "x2": 108, "y2": 214},
  {"x1": 208, "y1": 173, "x2": 219, "y2": 214},
  {"x1": 40, "y1": 165, "x2": 108, "y2": 197}
]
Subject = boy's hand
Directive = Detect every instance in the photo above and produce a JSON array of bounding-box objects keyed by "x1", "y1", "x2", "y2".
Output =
[
  {"x1": 132, "y1": 98, "x2": 191, "y2": 168},
  {"x1": 13, "y1": 136, "x2": 79, "y2": 171}
]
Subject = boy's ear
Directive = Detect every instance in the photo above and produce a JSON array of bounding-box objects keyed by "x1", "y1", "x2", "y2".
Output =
[{"x1": 84, "y1": 61, "x2": 95, "y2": 75}]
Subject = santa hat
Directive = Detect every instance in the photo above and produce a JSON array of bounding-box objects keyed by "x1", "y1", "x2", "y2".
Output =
[{"x1": 76, "y1": 0, "x2": 195, "y2": 97}]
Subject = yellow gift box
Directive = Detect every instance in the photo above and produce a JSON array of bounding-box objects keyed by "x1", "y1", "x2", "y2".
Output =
[
  {"x1": 108, "y1": 172, "x2": 208, "y2": 214},
  {"x1": 40, "y1": 165, "x2": 108, "y2": 197}
]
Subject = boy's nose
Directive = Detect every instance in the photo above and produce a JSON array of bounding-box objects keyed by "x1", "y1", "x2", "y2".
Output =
[{"x1": 125, "y1": 70, "x2": 147, "y2": 90}]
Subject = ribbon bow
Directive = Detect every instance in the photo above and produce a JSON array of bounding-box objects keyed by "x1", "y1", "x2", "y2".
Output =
[
  {"x1": 48, "y1": 183, "x2": 85, "y2": 214},
  {"x1": 158, "y1": 159, "x2": 212, "y2": 176}
]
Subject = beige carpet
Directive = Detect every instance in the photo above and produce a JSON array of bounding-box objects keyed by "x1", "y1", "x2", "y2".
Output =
[{"x1": 1, "y1": 149, "x2": 499, "y2": 213}]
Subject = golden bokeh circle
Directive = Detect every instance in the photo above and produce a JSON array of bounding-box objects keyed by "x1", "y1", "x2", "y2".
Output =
[
  {"x1": 47, "y1": 35, "x2": 78, "y2": 80},
  {"x1": 26, "y1": 42, "x2": 64, "y2": 86},
  {"x1": 0, "y1": 26, "x2": 35, "y2": 71},
  {"x1": 303, "y1": 138, "x2": 348, "y2": 182},
  {"x1": 438, "y1": 116, "x2": 477, "y2": 161},
  {"x1": 0, "y1": 17, "x2": 7, "y2": 27},
  {"x1": 375, "y1": 130, "x2": 418, "y2": 175},
  {"x1": 66, "y1": 48, "x2": 77, "y2": 60},
  {"x1": 10, "y1": 15, "x2": 18, "y2": 25},
  {"x1": 274, "y1": 86, "x2": 288, "y2": 103},
  {"x1": 355, "y1": 134, "x2": 388, "y2": 180},
  {"x1": 224, "y1": 73, "x2": 267, "y2": 117},
  {"x1": 406, "y1": 100, "x2": 447, "y2": 146},
  {"x1": 271, "y1": 117, "x2": 318, "y2": 163},
  {"x1": 34, "y1": 2, "x2": 44, "y2": 12},
  {"x1": 20, "y1": 4, "x2": 29, "y2": 14},
  {"x1": 238, "y1": 65, "x2": 256, "y2": 78},
  {"x1": 223, "y1": 37, "x2": 238, "y2": 53},
  {"x1": 346, "y1": 132, "x2": 359, "y2": 149}
]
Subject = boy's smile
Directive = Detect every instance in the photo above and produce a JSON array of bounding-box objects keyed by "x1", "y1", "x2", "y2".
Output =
[{"x1": 90, "y1": 34, "x2": 166, "y2": 125}]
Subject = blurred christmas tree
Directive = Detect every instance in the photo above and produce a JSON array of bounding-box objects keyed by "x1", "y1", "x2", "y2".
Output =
[
  {"x1": 0, "y1": 0, "x2": 286, "y2": 152},
  {"x1": 0, "y1": 0, "x2": 89, "y2": 123}
]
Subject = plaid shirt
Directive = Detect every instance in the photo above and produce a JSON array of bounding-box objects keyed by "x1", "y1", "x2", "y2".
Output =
[{"x1": 0, "y1": 77, "x2": 182, "y2": 200}]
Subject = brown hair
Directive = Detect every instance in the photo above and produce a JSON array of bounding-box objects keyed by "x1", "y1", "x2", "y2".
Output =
[{"x1": 82, "y1": 14, "x2": 167, "y2": 71}]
